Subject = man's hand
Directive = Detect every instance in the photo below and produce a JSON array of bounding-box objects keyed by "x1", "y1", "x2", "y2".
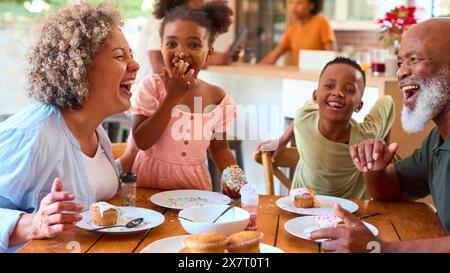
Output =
[
  {"x1": 350, "y1": 139, "x2": 398, "y2": 173},
  {"x1": 309, "y1": 203, "x2": 378, "y2": 253}
]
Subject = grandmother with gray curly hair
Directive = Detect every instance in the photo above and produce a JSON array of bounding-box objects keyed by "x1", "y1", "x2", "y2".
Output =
[{"x1": 0, "y1": 2, "x2": 139, "y2": 252}]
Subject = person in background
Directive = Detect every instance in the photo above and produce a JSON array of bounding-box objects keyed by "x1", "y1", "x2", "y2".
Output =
[
  {"x1": 260, "y1": 0, "x2": 337, "y2": 66},
  {"x1": 0, "y1": 2, "x2": 139, "y2": 252},
  {"x1": 134, "y1": 0, "x2": 239, "y2": 88},
  {"x1": 310, "y1": 18, "x2": 450, "y2": 252},
  {"x1": 255, "y1": 57, "x2": 395, "y2": 199},
  {"x1": 123, "y1": 1, "x2": 242, "y2": 197}
]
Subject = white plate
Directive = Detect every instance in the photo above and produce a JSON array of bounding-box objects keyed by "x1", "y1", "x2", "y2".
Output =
[
  {"x1": 140, "y1": 235, "x2": 284, "y2": 253},
  {"x1": 276, "y1": 195, "x2": 359, "y2": 215},
  {"x1": 76, "y1": 207, "x2": 165, "y2": 234},
  {"x1": 150, "y1": 190, "x2": 231, "y2": 210},
  {"x1": 284, "y1": 216, "x2": 378, "y2": 242}
]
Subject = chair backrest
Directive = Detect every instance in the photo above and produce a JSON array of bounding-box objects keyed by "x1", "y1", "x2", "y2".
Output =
[
  {"x1": 254, "y1": 147, "x2": 300, "y2": 195},
  {"x1": 112, "y1": 142, "x2": 127, "y2": 160}
]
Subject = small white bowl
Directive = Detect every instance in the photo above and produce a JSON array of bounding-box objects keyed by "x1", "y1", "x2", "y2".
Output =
[{"x1": 178, "y1": 204, "x2": 250, "y2": 235}]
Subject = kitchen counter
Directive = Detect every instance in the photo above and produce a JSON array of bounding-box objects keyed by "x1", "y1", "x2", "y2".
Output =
[{"x1": 205, "y1": 62, "x2": 398, "y2": 89}]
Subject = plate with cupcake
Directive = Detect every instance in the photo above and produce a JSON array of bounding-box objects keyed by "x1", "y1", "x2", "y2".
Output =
[
  {"x1": 284, "y1": 215, "x2": 378, "y2": 242},
  {"x1": 140, "y1": 232, "x2": 284, "y2": 253},
  {"x1": 150, "y1": 190, "x2": 231, "y2": 210},
  {"x1": 276, "y1": 188, "x2": 359, "y2": 216},
  {"x1": 76, "y1": 202, "x2": 165, "y2": 234}
]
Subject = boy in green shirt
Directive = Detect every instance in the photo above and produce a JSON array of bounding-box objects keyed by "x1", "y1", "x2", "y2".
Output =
[{"x1": 256, "y1": 57, "x2": 395, "y2": 198}]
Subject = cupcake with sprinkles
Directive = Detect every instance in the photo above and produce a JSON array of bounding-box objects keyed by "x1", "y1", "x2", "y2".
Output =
[
  {"x1": 89, "y1": 202, "x2": 121, "y2": 226},
  {"x1": 290, "y1": 188, "x2": 316, "y2": 208},
  {"x1": 220, "y1": 165, "x2": 248, "y2": 198}
]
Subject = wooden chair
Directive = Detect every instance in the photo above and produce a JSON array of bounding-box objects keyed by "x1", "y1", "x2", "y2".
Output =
[
  {"x1": 254, "y1": 147, "x2": 299, "y2": 195},
  {"x1": 112, "y1": 142, "x2": 127, "y2": 159}
]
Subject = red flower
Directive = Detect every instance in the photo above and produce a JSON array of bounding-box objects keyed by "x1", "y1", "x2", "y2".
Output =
[{"x1": 377, "y1": 5, "x2": 417, "y2": 54}]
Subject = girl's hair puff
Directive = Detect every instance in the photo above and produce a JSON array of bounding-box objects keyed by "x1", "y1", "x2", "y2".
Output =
[{"x1": 159, "y1": 0, "x2": 232, "y2": 46}]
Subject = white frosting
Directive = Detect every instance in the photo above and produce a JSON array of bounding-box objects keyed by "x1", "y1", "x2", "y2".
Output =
[
  {"x1": 289, "y1": 188, "x2": 314, "y2": 201},
  {"x1": 314, "y1": 214, "x2": 342, "y2": 229},
  {"x1": 94, "y1": 202, "x2": 119, "y2": 217}
]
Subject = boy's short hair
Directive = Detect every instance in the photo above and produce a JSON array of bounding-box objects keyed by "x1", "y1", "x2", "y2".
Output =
[{"x1": 320, "y1": 56, "x2": 367, "y2": 87}]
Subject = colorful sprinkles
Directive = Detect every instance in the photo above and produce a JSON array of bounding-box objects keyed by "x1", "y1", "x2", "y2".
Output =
[
  {"x1": 220, "y1": 165, "x2": 248, "y2": 193},
  {"x1": 168, "y1": 196, "x2": 210, "y2": 208}
]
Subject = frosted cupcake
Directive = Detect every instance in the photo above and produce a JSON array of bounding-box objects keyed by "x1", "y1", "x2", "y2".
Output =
[
  {"x1": 226, "y1": 231, "x2": 263, "y2": 253},
  {"x1": 290, "y1": 188, "x2": 316, "y2": 208},
  {"x1": 182, "y1": 232, "x2": 228, "y2": 253},
  {"x1": 314, "y1": 214, "x2": 342, "y2": 229},
  {"x1": 220, "y1": 165, "x2": 248, "y2": 196},
  {"x1": 89, "y1": 202, "x2": 120, "y2": 226}
]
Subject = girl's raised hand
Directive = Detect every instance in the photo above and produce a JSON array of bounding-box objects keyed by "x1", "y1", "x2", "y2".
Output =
[{"x1": 163, "y1": 60, "x2": 196, "y2": 102}]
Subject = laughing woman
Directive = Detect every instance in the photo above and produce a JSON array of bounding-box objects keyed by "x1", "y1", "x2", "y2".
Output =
[{"x1": 0, "y1": 2, "x2": 139, "y2": 252}]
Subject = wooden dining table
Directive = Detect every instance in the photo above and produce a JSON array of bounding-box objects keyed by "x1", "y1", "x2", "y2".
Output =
[{"x1": 16, "y1": 188, "x2": 446, "y2": 253}]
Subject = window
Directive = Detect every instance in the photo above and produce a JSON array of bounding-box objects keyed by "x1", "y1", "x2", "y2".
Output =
[
  {"x1": 432, "y1": 0, "x2": 450, "y2": 17},
  {"x1": 321, "y1": 0, "x2": 447, "y2": 30},
  {"x1": 323, "y1": 0, "x2": 408, "y2": 21}
]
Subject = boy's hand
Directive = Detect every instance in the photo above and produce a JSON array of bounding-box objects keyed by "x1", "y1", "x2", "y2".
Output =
[
  {"x1": 350, "y1": 139, "x2": 398, "y2": 173},
  {"x1": 163, "y1": 60, "x2": 196, "y2": 101},
  {"x1": 254, "y1": 138, "x2": 286, "y2": 162}
]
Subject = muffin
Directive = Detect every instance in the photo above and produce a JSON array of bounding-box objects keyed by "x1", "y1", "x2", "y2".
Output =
[
  {"x1": 182, "y1": 232, "x2": 229, "y2": 253},
  {"x1": 227, "y1": 231, "x2": 263, "y2": 253},
  {"x1": 178, "y1": 247, "x2": 191, "y2": 253},
  {"x1": 290, "y1": 188, "x2": 316, "y2": 208},
  {"x1": 89, "y1": 202, "x2": 120, "y2": 226}
]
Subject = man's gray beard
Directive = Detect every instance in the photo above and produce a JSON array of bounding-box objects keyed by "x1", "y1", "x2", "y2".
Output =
[{"x1": 401, "y1": 68, "x2": 450, "y2": 133}]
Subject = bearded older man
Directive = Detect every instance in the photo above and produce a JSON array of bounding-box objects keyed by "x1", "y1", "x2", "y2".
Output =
[{"x1": 309, "y1": 18, "x2": 450, "y2": 252}]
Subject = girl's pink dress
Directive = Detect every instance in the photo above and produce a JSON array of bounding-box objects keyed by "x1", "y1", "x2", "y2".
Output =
[{"x1": 130, "y1": 74, "x2": 237, "y2": 190}]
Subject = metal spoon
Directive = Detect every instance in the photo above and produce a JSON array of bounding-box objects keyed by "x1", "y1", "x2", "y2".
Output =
[
  {"x1": 178, "y1": 216, "x2": 196, "y2": 222},
  {"x1": 212, "y1": 198, "x2": 241, "y2": 223},
  {"x1": 89, "y1": 217, "x2": 144, "y2": 231}
]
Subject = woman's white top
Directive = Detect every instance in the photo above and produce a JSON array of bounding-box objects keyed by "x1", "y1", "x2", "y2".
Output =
[{"x1": 82, "y1": 142, "x2": 119, "y2": 201}]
